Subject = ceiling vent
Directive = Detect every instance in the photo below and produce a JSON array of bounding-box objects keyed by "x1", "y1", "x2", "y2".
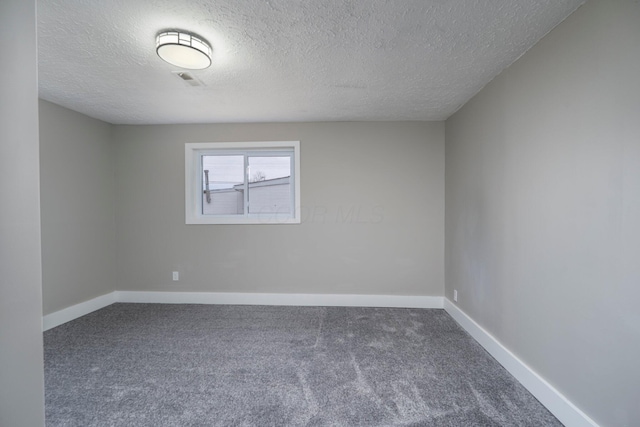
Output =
[{"x1": 171, "y1": 71, "x2": 204, "y2": 87}]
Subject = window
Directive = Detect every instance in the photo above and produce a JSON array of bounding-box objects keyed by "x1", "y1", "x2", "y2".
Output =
[{"x1": 185, "y1": 141, "x2": 300, "y2": 224}]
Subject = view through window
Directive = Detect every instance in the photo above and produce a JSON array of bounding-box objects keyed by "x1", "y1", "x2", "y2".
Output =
[{"x1": 201, "y1": 155, "x2": 292, "y2": 216}]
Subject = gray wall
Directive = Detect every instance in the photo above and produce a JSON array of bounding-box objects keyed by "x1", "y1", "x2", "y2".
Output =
[
  {"x1": 39, "y1": 100, "x2": 116, "y2": 315},
  {"x1": 445, "y1": 0, "x2": 640, "y2": 425},
  {"x1": 0, "y1": 0, "x2": 46, "y2": 425},
  {"x1": 114, "y1": 122, "x2": 444, "y2": 296}
]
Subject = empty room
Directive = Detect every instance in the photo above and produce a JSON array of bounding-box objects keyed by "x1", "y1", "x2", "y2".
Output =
[{"x1": 1, "y1": 0, "x2": 639, "y2": 426}]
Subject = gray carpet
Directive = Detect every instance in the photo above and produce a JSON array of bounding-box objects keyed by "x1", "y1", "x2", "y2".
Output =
[{"x1": 44, "y1": 304, "x2": 561, "y2": 426}]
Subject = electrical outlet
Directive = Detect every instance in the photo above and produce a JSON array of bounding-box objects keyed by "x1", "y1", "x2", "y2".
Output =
[
  {"x1": 453, "y1": 289, "x2": 458, "y2": 302},
  {"x1": 172, "y1": 271, "x2": 179, "y2": 281}
]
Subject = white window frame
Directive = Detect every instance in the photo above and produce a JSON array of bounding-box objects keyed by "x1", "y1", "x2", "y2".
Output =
[{"x1": 185, "y1": 141, "x2": 300, "y2": 225}]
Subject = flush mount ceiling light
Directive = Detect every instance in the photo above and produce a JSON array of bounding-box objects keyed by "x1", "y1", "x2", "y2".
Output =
[{"x1": 156, "y1": 31, "x2": 212, "y2": 69}]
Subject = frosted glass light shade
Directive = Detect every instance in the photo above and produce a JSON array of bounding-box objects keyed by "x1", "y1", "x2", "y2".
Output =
[{"x1": 156, "y1": 31, "x2": 212, "y2": 69}]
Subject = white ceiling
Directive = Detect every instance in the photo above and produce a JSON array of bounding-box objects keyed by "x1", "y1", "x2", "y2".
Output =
[{"x1": 37, "y1": 0, "x2": 584, "y2": 125}]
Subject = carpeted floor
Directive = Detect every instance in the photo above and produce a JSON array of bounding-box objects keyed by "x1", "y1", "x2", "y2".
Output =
[{"x1": 44, "y1": 304, "x2": 561, "y2": 426}]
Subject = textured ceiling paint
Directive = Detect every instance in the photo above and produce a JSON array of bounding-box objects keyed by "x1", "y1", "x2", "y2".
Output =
[{"x1": 37, "y1": 0, "x2": 585, "y2": 124}]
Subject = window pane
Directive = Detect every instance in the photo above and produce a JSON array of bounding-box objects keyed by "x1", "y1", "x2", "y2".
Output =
[
  {"x1": 202, "y1": 155, "x2": 244, "y2": 215},
  {"x1": 247, "y1": 156, "x2": 291, "y2": 215}
]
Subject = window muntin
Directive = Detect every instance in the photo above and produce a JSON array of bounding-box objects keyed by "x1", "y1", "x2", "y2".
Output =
[{"x1": 186, "y1": 141, "x2": 300, "y2": 224}]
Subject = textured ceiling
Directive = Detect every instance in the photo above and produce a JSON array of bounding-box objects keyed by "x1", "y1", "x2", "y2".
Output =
[{"x1": 37, "y1": 0, "x2": 585, "y2": 125}]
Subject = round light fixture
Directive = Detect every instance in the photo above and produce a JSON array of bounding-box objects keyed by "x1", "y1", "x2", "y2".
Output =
[{"x1": 156, "y1": 31, "x2": 212, "y2": 69}]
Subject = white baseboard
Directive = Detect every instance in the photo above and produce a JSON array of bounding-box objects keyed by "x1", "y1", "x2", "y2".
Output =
[
  {"x1": 43, "y1": 292, "x2": 117, "y2": 331},
  {"x1": 115, "y1": 291, "x2": 443, "y2": 309},
  {"x1": 43, "y1": 291, "x2": 443, "y2": 332},
  {"x1": 444, "y1": 298, "x2": 598, "y2": 427}
]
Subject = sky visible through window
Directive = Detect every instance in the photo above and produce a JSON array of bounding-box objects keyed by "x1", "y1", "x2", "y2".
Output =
[{"x1": 202, "y1": 155, "x2": 290, "y2": 190}]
